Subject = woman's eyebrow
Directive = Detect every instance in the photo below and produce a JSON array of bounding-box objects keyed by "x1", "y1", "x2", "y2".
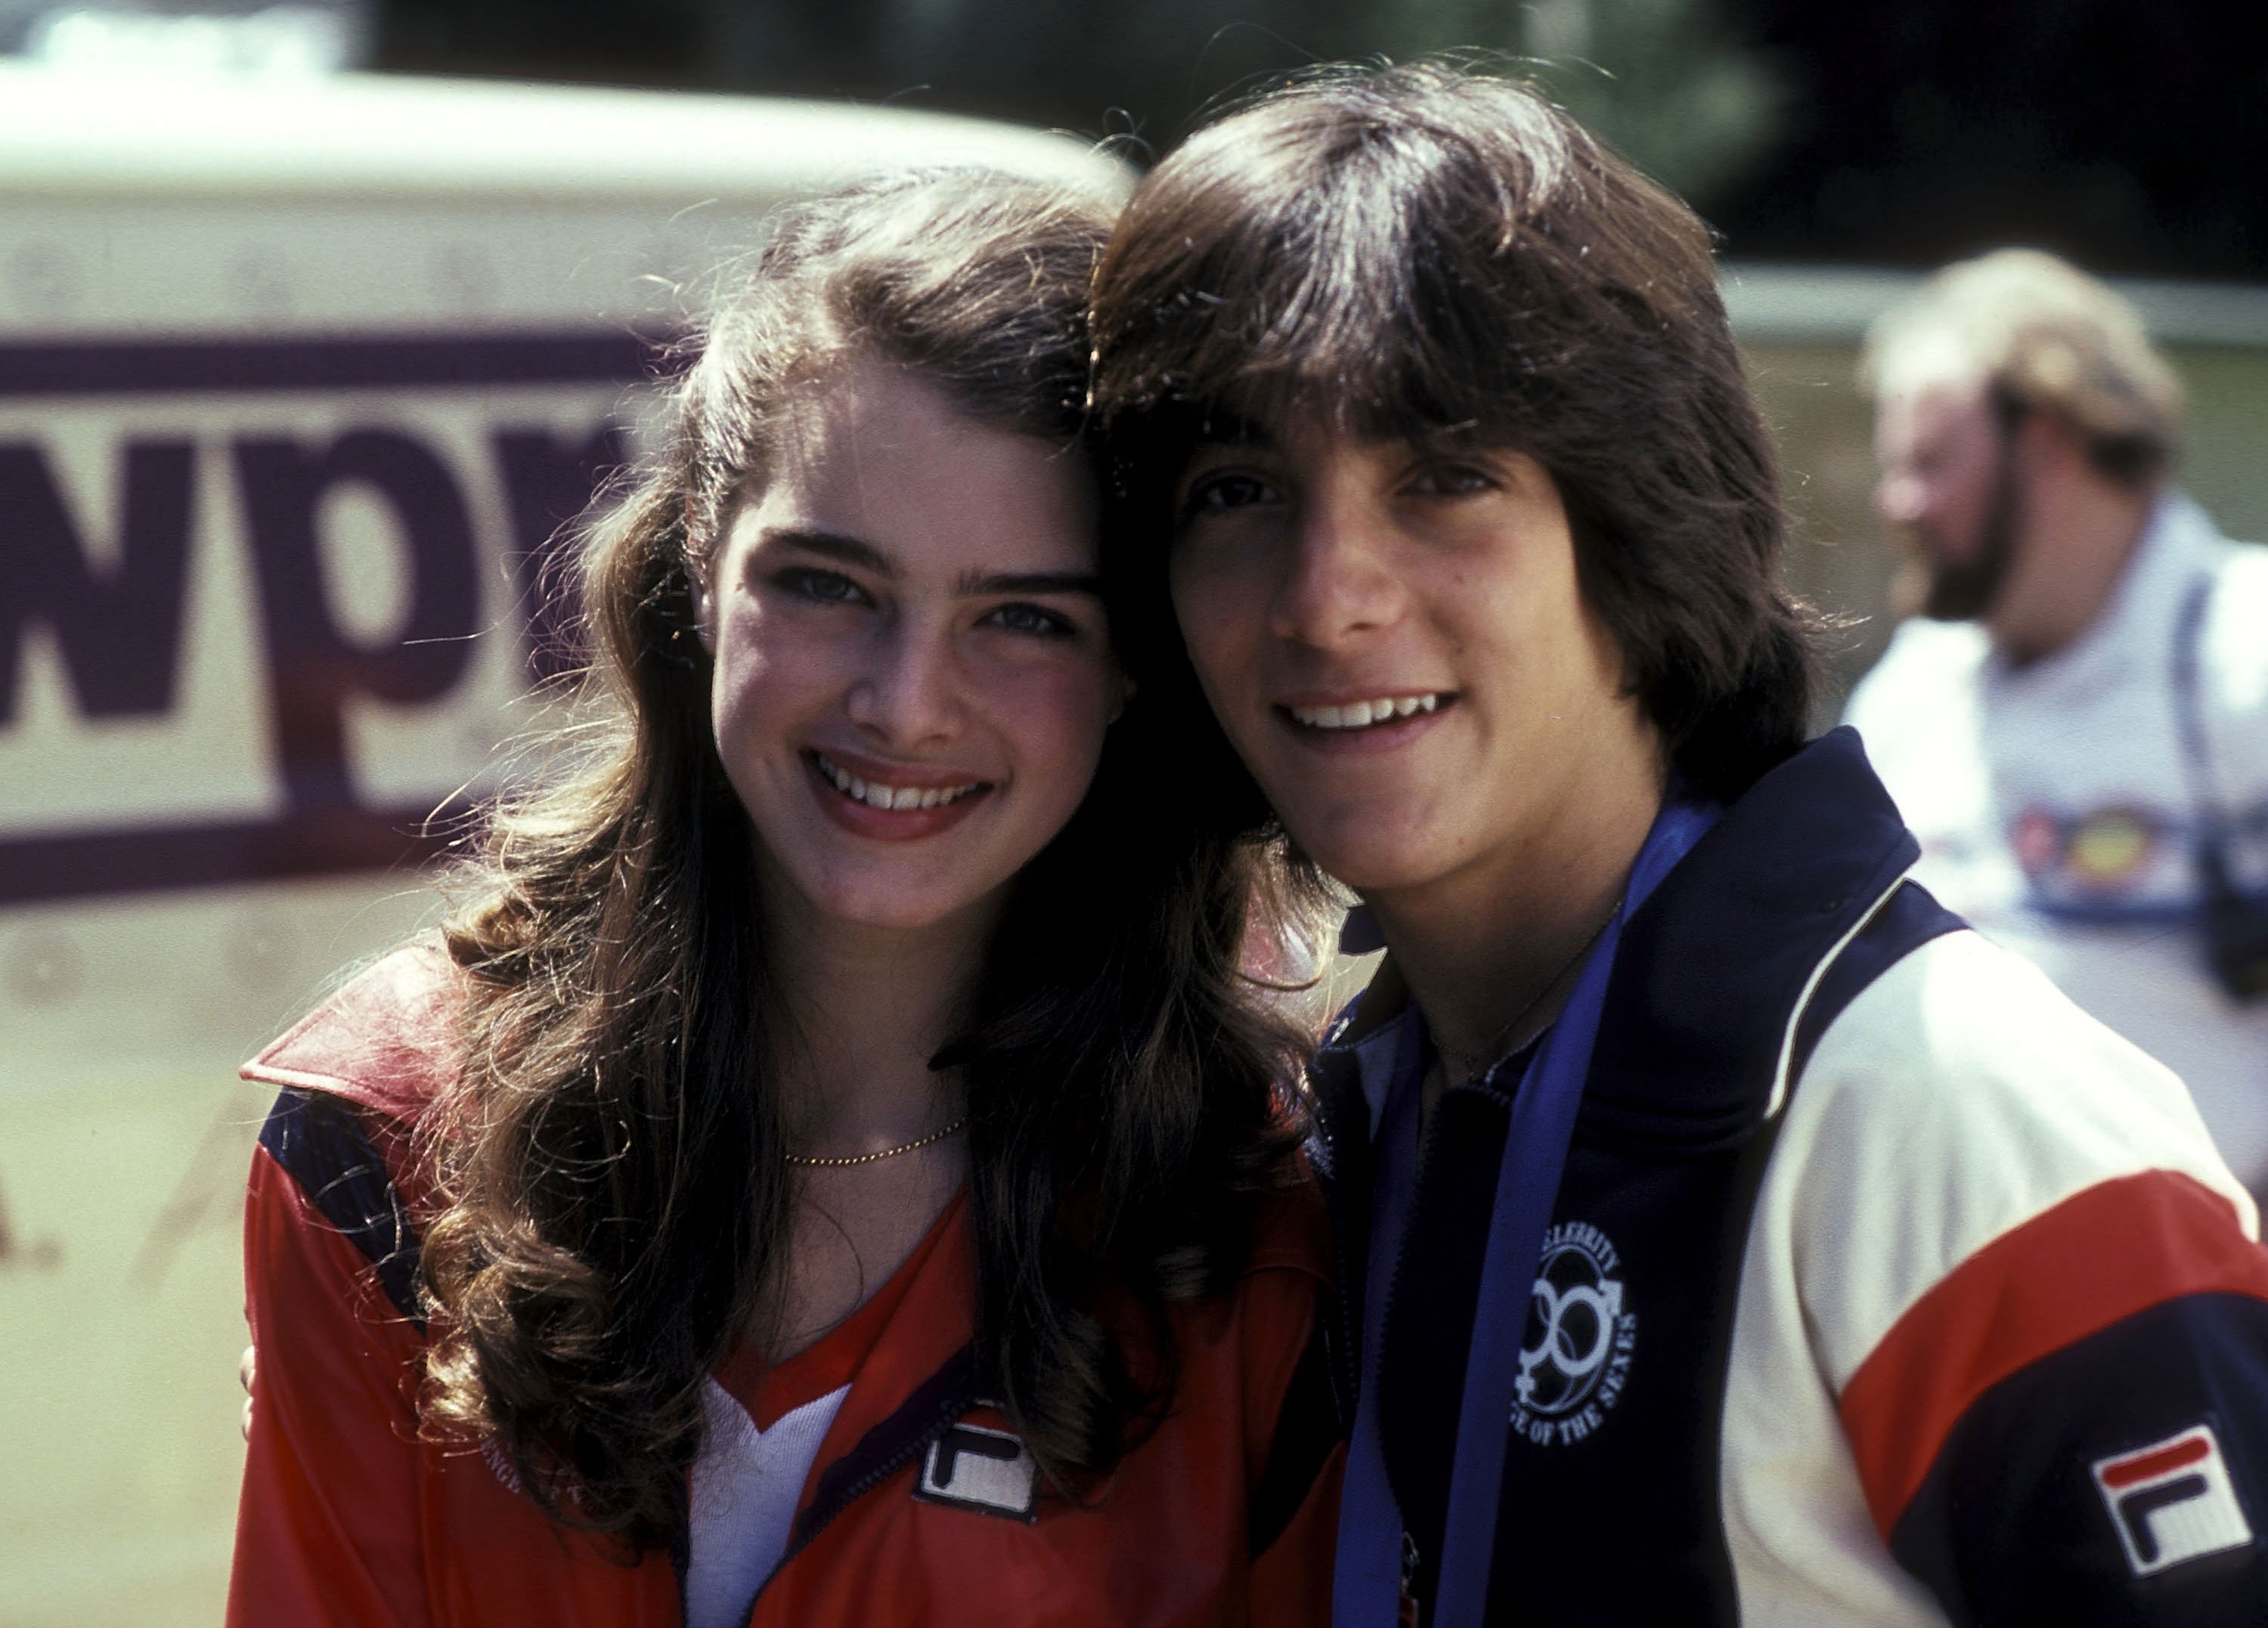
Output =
[
  {"x1": 957, "y1": 568, "x2": 1103, "y2": 597},
  {"x1": 761, "y1": 528, "x2": 894, "y2": 574}
]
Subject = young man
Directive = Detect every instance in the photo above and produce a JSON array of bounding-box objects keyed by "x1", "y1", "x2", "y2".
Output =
[
  {"x1": 1092, "y1": 63, "x2": 2268, "y2": 1627},
  {"x1": 1848, "y1": 250, "x2": 2268, "y2": 1194}
]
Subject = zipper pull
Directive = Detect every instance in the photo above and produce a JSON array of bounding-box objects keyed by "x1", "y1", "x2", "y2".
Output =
[{"x1": 1399, "y1": 1528, "x2": 1421, "y2": 1626}]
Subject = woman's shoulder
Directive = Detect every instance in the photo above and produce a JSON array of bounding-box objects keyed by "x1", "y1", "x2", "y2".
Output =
[{"x1": 241, "y1": 937, "x2": 469, "y2": 1126}]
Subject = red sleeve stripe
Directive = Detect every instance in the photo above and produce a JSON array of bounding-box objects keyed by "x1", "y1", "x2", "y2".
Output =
[{"x1": 1837, "y1": 1168, "x2": 2268, "y2": 1537}]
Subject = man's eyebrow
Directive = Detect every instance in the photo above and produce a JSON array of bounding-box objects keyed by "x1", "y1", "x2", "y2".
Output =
[
  {"x1": 1408, "y1": 419, "x2": 1495, "y2": 454},
  {"x1": 1188, "y1": 409, "x2": 1271, "y2": 447},
  {"x1": 957, "y1": 569, "x2": 1103, "y2": 597},
  {"x1": 760, "y1": 528, "x2": 893, "y2": 574}
]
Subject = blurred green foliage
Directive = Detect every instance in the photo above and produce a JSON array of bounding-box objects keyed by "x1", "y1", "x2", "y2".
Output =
[
  {"x1": 765, "y1": 0, "x2": 1786, "y2": 204},
  {"x1": 376, "y1": 0, "x2": 1786, "y2": 207},
  {"x1": 1362, "y1": 0, "x2": 1789, "y2": 202}
]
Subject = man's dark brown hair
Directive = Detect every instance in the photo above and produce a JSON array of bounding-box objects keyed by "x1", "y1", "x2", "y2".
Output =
[{"x1": 1089, "y1": 60, "x2": 1818, "y2": 799}]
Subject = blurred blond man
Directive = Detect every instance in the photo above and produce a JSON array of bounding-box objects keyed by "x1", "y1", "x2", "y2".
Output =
[{"x1": 1848, "y1": 249, "x2": 2268, "y2": 1190}]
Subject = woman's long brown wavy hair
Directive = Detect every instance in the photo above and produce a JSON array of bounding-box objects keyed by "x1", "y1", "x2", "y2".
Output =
[{"x1": 415, "y1": 170, "x2": 1312, "y2": 1552}]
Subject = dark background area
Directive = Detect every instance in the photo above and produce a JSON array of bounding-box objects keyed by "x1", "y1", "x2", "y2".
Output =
[
  {"x1": 365, "y1": 0, "x2": 2268, "y2": 280},
  {"x1": 1719, "y1": 2, "x2": 2268, "y2": 278}
]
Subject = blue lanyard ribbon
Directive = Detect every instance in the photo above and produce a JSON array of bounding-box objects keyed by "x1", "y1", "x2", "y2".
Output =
[
  {"x1": 1331, "y1": 1004, "x2": 1430, "y2": 1625},
  {"x1": 1333, "y1": 798, "x2": 1718, "y2": 1628}
]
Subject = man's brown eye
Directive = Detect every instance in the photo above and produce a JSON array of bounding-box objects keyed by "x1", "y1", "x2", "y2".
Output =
[
  {"x1": 1182, "y1": 472, "x2": 1275, "y2": 518},
  {"x1": 1412, "y1": 465, "x2": 1492, "y2": 497}
]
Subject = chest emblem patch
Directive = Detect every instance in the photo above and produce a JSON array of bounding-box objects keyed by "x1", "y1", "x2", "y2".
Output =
[
  {"x1": 2093, "y1": 1424, "x2": 2254, "y2": 1577},
  {"x1": 1511, "y1": 1221, "x2": 1637, "y2": 1447},
  {"x1": 916, "y1": 1421, "x2": 1037, "y2": 1521},
  {"x1": 2012, "y1": 803, "x2": 2166, "y2": 894}
]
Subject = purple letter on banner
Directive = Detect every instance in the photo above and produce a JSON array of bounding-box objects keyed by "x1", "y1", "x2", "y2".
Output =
[
  {"x1": 233, "y1": 429, "x2": 479, "y2": 813},
  {"x1": 0, "y1": 439, "x2": 195, "y2": 723},
  {"x1": 493, "y1": 423, "x2": 626, "y2": 685}
]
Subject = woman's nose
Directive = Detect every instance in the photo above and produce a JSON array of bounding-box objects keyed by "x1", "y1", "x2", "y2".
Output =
[{"x1": 844, "y1": 617, "x2": 962, "y2": 746}]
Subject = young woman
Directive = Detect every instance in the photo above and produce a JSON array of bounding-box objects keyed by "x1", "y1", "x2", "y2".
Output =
[{"x1": 228, "y1": 171, "x2": 1340, "y2": 1628}]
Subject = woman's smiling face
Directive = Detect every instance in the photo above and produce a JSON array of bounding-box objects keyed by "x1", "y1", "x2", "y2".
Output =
[{"x1": 698, "y1": 357, "x2": 1119, "y2": 936}]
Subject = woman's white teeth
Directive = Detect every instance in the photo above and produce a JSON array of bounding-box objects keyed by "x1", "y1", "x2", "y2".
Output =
[
  {"x1": 1289, "y1": 695, "x2": 1443, "y2": 729},
  {"x1": 816, "y1": 754, "x2": 978, "y2": 810}
]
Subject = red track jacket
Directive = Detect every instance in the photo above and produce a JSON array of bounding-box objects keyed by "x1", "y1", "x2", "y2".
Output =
[{"x1": 228, "y1": 945, "x2": 1343, "y2": 1626}]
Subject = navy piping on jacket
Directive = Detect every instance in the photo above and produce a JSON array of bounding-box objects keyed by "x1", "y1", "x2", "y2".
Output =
[{"x1": 259, "y1": 1084, "x2": 424, "y2": 1324}]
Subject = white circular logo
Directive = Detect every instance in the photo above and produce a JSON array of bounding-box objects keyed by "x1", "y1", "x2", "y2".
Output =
[{"x1": 1511, "y1": 1221, "x2": 1637, "y2": 1447}]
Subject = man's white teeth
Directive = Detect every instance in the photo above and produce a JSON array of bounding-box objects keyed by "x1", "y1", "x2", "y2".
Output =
[
  {"x1": 816, "y1": 754, "x2": 978, "y2": 811},
  {"x1": 1288, "y1": 695, "x2": 1443, "y2": 730}
]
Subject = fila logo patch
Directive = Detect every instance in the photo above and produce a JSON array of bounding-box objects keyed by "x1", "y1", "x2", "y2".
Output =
[
  {"x1": 2092, "y1": 1425, "x2": 2254, "y2": 1577},
  {"x1": 916, "y1": 1422, "x2": 1037, "y2": 1521}
]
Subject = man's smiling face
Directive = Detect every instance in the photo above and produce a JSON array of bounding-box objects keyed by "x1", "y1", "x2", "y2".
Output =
[{"x1": 1167, "y1": 410, "x2": 1659, "y2": 906}]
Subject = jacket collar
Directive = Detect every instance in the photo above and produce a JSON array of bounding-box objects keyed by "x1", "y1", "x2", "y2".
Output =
[
  {"x1": 1311, "y1": 727, "x2": 1917, "y2": 1159},
  {"x1": 240, "y1": 939, "x2": 463, "y2": 1123},
  {"x1": 1584, "y1": 726, "x2": 1916, "y2": 1152}
]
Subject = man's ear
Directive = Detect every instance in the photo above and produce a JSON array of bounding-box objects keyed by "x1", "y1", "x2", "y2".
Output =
[{"x1": 2017, "y1": 410, "x2": 2086, "y2": 484}]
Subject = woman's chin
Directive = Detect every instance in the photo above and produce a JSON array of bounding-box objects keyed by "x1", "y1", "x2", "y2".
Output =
[{"x1": 770, "y1": 860, "x2": 1013, "y2": 939}]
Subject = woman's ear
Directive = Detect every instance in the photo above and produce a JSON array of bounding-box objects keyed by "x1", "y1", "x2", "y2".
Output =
[
  {"x1": 684, "y1": 497, "x2": 718, "y2": 655},
  {"x1": 689, "y1": 569, "x2": 717, "y2": 655},
  {"x1": 1108, "y1": 667, "x2": 1137, "y2": 724}
]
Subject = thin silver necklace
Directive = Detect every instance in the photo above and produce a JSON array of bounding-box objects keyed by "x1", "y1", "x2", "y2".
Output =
[{"x1": 1436, "y1": 898, "x2": 1622, "y2": 1088}]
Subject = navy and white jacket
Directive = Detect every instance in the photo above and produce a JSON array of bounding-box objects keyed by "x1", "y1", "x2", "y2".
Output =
[{"x1": 1311, "y1": 728, "x2": 2268, "y2": 1626}]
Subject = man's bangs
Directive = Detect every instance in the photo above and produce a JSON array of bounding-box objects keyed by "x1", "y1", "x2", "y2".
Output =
[{"x1": 1101, "y1": 168, "x2": 1516, "y2": 448}]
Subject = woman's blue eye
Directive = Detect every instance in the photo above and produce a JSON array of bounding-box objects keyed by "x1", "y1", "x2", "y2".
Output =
[
  {"x1": 776, "y1": 567, "x2": 868, "y2": 605},
  {"x1": 984, "y1": 602, "x2": 1076, "y2": 639}
]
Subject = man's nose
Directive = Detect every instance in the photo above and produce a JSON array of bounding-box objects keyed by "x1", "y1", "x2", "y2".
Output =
[
  {"x1": 845, "y1": 617, "x2": 961, "y2": 746},
  {"x1": 1269, "y1": 486, "x2": 1404, "y2": 648}
]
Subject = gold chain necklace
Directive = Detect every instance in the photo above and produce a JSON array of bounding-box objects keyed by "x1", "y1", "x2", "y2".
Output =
[
  {"x1": 784, "y1": 1116, "x2": 970, "y2": 1168},
  {"x1": 1436, "y1": 898, "x2": 1623, "y2": 1088}
]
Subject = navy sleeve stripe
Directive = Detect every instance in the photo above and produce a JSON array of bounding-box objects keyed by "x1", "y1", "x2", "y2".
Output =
[
  {"x1": 1890, "y1": 1293, "x2": 2268, "y2": 1625},
  {"x1": 258, "y1": 1085, "x2": 424, "y2": 1323},
  {"x1": 791, "y1": 1343, "x2": 981, "y2": 1557}
]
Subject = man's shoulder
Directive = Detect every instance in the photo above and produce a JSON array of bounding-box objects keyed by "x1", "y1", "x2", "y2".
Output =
[
  {"x1": 1843, "y1": 620, "x2": 1991, "y2": 771},
  {"x1": 1749, "y1": 918, "x2": 2268, "y2": 1620},
  {"x1": 2204, "y1": 539, "x2": 2268, "y2": 707},
  {"x1": 242, "y1": 938, "x2": 468, "y2": 1125},
  {"x1": 1773, "y1": 924, "x2": 2254, "y2": 1374},
  {"x1": 1847, "y1": 618, "x2": 1990, "y2": 713},
  {"x1": 1799, "y1": 925, "x2": 2235, "y2": 1190}
]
